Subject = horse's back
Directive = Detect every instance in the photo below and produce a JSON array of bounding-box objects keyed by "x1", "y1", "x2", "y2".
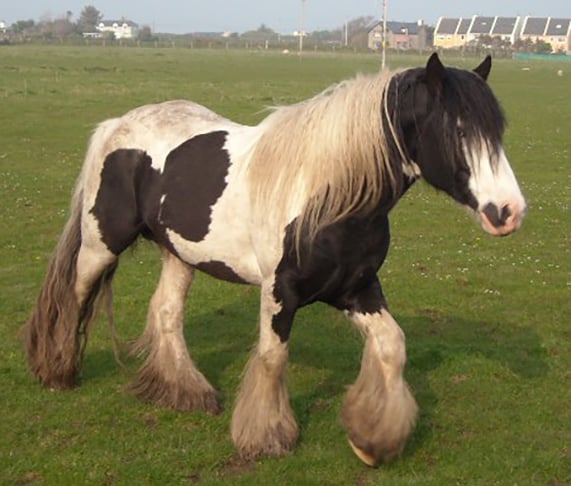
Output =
[{"x1": 103, "y1": 100, "x2": 242, "y2": 165}]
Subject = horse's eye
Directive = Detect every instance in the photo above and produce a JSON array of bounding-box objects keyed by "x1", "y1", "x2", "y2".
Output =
[{"x1": 457, "y1": 127, "x2": 466, "y2": 138}]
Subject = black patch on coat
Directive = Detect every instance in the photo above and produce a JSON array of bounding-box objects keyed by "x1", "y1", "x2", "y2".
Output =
[
  {"x1": 90, "y1": 149, "x2": 153, "y2": 255},
  {"x1": 270, "y1": 210, "x2": 391, "y2": 342},
  {"x1": 91, "y1": 132, "x2": 246, "y2": 285},
  {"x1": 195, "y1": 260, "x2": 248, "y2": 284},
  {"x1": 158, "y1": 131, "x2": 230, "y2": 242}
]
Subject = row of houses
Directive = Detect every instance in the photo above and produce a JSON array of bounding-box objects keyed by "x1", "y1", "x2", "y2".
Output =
[
  {"x1": 367, "y1": 16, "x2": 571, "y2": 54},
  {"x1": 434, "y1": 16, "x2": 571, "y2": 52}
]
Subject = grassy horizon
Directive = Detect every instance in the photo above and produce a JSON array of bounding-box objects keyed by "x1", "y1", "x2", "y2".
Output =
[{"x1": 0, "y1": 45, "x2": 569, "y2": 485}]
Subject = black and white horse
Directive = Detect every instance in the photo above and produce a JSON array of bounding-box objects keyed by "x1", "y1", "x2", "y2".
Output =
[{"x1": 24, "y1": 54, "x2": 526, "y2": 466}]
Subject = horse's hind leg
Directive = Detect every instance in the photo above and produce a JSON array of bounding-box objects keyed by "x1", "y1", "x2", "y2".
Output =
[
  {"x1": 340, "y1": 281, "x2": 418, "y2": 466},
  {"x1": 130, "y1": 249, "x2": 220, "y2": 414}
]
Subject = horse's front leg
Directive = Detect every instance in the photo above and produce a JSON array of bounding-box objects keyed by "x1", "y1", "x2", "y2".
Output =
[
  {"x1": 231, "y1": 279, "x2": 299, "y2": 459},
  {"x1": 339, "y1": 280, "x2": 418, "y2": 466}
]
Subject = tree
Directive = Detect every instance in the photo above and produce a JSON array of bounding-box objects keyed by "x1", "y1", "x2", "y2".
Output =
[
  {"x1": 534, "y1": 39, "x2": 552, "y2": 54},
  {"x1": 344, "y1": 16, "x2": 374, "y2": 48},
  {"x1": 137, "y1": 25, "x2": 155, "y2": 42},
  {"x1": 11, "y1": 19, "x2": 35, "y2": 34},
  {"x1": 241, "y1": 24, "x2": 279, "y2": 43},
  {"x1": 78, "y1": 5, "x2": 103, "y2": 33},
  {"x1": 256, "y1": 23, "x2": 274, "y2": 34},
  {"x1": 476, "y1": 34, "x2": 493, "y2": 49},
  {"x1": 52, "y1": 12, "x2": 76, "y2": 39},
  {"x1": 312, "y1": 29, "x2": 342, "y2": 45},
  {"x1": 513, "y1": 38, "x2": 534, "y2": 53}
]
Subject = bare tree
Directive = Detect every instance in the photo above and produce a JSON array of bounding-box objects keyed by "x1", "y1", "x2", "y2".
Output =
[
  {"x1": 137, "y1": 25, "x2": 155, "y2": 42},
  {"x1": 78, "y1": 5, "x2": 103, "y2": 33},
  {"x1": 346, "y1": 16, "x2": 375, "y2": 48}
]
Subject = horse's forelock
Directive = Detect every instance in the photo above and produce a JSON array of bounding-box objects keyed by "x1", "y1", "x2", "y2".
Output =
[{"x1": 443, "y1": 68, "x2": 506, "y2": 169}]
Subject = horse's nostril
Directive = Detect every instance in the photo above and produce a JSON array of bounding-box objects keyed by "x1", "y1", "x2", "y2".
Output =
[
  {"x1": 500, "y1": 205, "x2": 511, "y2": 223},
  {"x1": 482, "y1": 203, "x2": 509, "y2": 228}
]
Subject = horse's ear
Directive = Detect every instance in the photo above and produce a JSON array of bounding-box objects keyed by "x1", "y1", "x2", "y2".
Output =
[
  {"x1": 474, "y1": 55, "x2": 492, "y2": 81},
  {"x1": 425, "y1": 52, "x2": 445, "y2": 96}
]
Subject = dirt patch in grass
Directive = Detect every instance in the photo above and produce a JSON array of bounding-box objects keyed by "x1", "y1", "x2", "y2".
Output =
[{"x1": 219, "y1": 454, "x2": 257, "y2": 478}]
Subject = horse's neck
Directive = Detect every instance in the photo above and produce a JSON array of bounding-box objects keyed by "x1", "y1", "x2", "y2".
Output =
[{"x1": 373, "y1": 169, "x2": 418, "y2": 217}]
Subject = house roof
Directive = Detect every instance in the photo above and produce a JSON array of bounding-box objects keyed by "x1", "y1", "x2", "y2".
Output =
[
  {"x1": 100, "y1": 20, "x2": 139, "y2": 28},
  {"x1": 491, "y1": 17, "x2": 519, "y2": 35},
  {"x1": 385, "y1": 21, "x2": 422, "y2": 35},
  {"x1": 522, "y1": 17, "x2": 548, "y2": 36},
  {"x1": 470, "y1": 16, "x2": 495, "y2": 34},
  {"x1": 545, "y1": 18, "x2": 571, "y2": 36},
  {"x1": 457, "y1": 18, "x2": 472, "y2": 35},
  {"x1": 369, "y1": 21, "x2": 424, "y2": 35},
  {"x1": 436, "y1": 18, "x2": 460, "y2": 35}
]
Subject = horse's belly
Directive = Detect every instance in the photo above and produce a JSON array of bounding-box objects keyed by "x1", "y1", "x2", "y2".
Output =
[{"x1": 166, "y1": 227, "x2": 262, "y2": 285}]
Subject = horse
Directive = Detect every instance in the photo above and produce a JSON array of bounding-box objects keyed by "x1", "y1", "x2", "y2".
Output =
[{"x1": 24, "y1": 53, "x2": 526, "y2": 466}]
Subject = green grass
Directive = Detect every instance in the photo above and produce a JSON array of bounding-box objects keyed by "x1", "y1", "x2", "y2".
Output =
[{"x1": 1, "y1": 45, "x2": 570, "y2": 485}]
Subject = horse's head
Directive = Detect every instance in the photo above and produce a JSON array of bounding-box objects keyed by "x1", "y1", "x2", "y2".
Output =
[{"x1": 396, "y1": 53, "x2": 526, "y2": 236}]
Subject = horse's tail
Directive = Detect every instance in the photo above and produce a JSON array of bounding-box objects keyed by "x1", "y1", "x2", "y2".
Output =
[{"x1": 23, "y1": 119, "x2": 121, "y2": 389}]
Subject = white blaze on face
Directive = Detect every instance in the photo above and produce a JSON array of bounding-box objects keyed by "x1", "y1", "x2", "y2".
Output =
[{"x1": 464, "y1": 138, "x2": 527, "y2": 236}]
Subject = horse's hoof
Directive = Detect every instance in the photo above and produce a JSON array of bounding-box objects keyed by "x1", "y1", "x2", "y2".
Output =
[{"x1": 348, "y1": 438, "x2": 378, "y2": 467}]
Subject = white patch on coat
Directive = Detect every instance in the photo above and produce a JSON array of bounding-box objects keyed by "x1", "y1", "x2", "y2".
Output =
[
  {"x1": 464, "y1": 138, "x2": 526, "y2": 235},
  {"x1": 164, "y1": 125, "x2": 265, "y2": 285},
  {"x1": 258, "y1": 276, "x2": 284, "y2": 352},
  {"x1": 158, "y1": 194, "x2": 166, "y2": 224}
]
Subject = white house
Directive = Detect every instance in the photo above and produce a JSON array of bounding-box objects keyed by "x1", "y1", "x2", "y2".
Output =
[
  {"x1": 96, "y1": 20, "x2": 139, "y2": 39},
  {"x1": 0, "y1": 20, "x2": 6, "y2": 33}
]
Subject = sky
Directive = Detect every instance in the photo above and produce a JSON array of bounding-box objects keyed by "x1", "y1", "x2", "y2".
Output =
[{"x1": 2, "y1": 0, "x2": 569, "y2": 34}]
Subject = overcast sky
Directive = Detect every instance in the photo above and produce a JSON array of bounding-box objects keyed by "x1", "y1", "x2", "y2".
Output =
[{"x1": 2, "y1": 1, "x2": 569, "y2": 34}]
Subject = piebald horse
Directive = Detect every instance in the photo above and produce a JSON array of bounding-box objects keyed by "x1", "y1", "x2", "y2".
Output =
[{"x1": 24, "y1": 54, "x2": 526, "y2": 466}]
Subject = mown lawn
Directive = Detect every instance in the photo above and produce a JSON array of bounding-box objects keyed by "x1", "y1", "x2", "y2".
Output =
[{"x1": 0, "y1": 45, "x2": 569, "y2": 485}]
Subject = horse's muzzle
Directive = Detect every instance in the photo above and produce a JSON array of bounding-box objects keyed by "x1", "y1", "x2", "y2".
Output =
[{"x1": 480, "y1": 201, "x2": 526, "y2": 237}]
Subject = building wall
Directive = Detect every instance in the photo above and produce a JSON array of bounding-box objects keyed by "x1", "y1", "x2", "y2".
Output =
[
  {"x1": 434, "y1": 33, "x2": 469, "y2": 48},
  {"x1": 97, "y1": 22, "x2": 138, "y2": 39},
  {"x1": 546, "y1": 32, "x2": 570, "y2": 53},
  {"x1": 368, "y1": 23, "x2": 427, "y2": 51},
  {"x1": 368, "y1": 25, "x2": 383, "y2": 50}
]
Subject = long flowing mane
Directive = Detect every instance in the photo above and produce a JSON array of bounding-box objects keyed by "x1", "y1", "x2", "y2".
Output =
[{"x1": 248, "y1": 69, "x2": 406, "y2": 246}]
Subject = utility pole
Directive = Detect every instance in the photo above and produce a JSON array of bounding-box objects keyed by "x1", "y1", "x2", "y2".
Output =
[
  {"x1": 299, "y1": 0, "x2": 306, "y2": 55},
  {"x1": 381, "y1": 0, "x2": 388, "y2": 69}
]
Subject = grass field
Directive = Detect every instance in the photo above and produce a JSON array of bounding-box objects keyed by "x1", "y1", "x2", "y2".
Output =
[{"x1": 0, "y1": 45, "x2": 569, "y2": 485}]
